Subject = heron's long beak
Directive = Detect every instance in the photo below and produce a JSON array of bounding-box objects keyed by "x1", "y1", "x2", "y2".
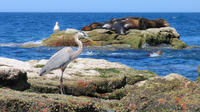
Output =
[
  {"x1": 80, "y1": 31, "x2": 97, "y2": 45},
  {"x1": 86, "y1": 38, "x2": 97, "y2": 45}
]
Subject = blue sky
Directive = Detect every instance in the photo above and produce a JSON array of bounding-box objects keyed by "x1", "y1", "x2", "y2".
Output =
[{"x1": 0, "y1": 0, "x2": 200, "y2": 12}]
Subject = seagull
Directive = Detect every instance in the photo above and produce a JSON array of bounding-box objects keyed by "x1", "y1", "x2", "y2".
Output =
[{"x1": 54, "y1": 22, "x2": 60, "y2": 33}]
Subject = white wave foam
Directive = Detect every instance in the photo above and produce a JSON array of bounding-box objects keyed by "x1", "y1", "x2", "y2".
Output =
[
  {"x1": 149, "y1": 52, "x2": 161, "y2": 57},
  {"x1": 0, "y1": 40, "x2": 42, "y2": 47},
  {"x1": 172, "y1": 16, "x2": 176, "y2": 19},
  {"x1": 83, "y1": 51, "x2": 95, "y2": 56},
  {"x1": 110, "y1": 52, "x2": 139, "y2": 56},
  {"x1": 22, "y1": 40, "x2": 42, "y2": 46},
  {"x1": 0, "y1": 43, "x2": 20, "y2": 47}
]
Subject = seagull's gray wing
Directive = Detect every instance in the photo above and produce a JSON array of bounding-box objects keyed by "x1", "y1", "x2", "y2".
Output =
[{"x1": 39, "y1": 47, "x2": 74, "y2": 76}]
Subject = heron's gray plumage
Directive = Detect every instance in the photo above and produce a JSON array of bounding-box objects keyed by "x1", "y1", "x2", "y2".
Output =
[
  {"x1": 39, "y1": 47, "x2": 74, "y2": 76},
  {"x1": 39, "y1": 31, "x2": 89, "y2": 94}
]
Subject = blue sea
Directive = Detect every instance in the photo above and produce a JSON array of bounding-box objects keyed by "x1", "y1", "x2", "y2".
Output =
[{"x1": 0, "y1": 12, "x2": 200, "y2": 80}]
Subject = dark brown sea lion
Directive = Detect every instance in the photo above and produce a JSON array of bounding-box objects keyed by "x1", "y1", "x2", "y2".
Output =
[
  {"x1": 81, "y1": 26, "x2": 92, "y2": 31},
  {"x1": 151, "y1": 19, "x2": 170, "y2": 27},
  {"x1": 81, "y1": 22, "x2": 103, "y2": 31},
  {"x1": 122, "y1": 19, "x2": 140, "y2": 30},
  {"x1": 120, "y1": 17, "x2": 141, "y2": 20},
  {"x1": 139, "y1": 18, "x2": 170, "y2": 29},
  {"x1": 90, "y1": 22, "x2": 103, "y2": 29}
]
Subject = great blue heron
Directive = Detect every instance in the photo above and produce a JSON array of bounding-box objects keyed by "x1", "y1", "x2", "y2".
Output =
[
  {"x1": 53, "y1": 22, "x2": 60, "y2": 33},
  {"x1": 39, "y1": 31, "x2": 89, "y2": 94}
]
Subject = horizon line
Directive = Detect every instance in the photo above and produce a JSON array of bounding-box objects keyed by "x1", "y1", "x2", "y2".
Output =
[{"x1": 0, "y1": 11, "x2": 200, "y2": 13}]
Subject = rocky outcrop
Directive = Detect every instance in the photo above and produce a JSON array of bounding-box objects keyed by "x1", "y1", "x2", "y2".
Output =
[
  {"x1": 42, "y1": 27, "x2": 187, "y2": 49},
  {"x1": 0, "y1": 57, "x2": 200, "y2": 111},
  {"x1": 120, "y1": 73, "x2": 200, "y2": 111},
  {"x1": 0, "y1": 68, "x2": 30, "y2": 90}
]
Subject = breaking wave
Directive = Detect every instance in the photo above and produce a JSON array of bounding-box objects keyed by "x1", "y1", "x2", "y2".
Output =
[{"x1": 0, "y1": 40, "x2": 42, "y2": 47}]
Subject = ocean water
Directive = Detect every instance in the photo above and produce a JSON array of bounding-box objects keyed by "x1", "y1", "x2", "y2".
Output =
[{"x1": 0, "y1": 12, "x2": 200, "y2": 80}]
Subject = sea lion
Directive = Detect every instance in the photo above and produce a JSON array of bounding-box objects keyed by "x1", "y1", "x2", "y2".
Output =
[
  {"x1": 120, "y1": 17, "x2": 141, "y2": 20},
  {"x1": 102, "y1": 20, "x2": 113, "y2": 30},
  {"x1": 102, "y1": 18, "x2": 122, "y2": 30},
  {"x1": 81, "y1": 26, "x2": 92, "y2": 31},
  {"x1": 82, "y1": 17, "x2": 170, "y2": 33},
  {"x1": 81, "y1": 22, "x2": 103, "y2": 31},
  {"x1": 90, "y1": 22, "x2": 103, "y2": 29},
  {"x1": 122, "y1": 17, "x2": 151, "y2": 30},
  {"x1": 151, "y1": 19, "x2": 170, "y2": 27},
  {"x1": 138, "y1": 18, "x2": 149, "y2": 30},
  {"x1": 102, "y1": 18, "x2": 120, "y2": 29},
  {"x1": 122, "y1": 19, "x2": 140, "y2": 30},
  {"x1": 102, "y1": 18, "x2": 127, "y2": 34},
  {"x1": 139, "y1": 18, "x2": 170, "y2": 29},
  {"x1": 111, "y1": 20, "x2": 126, "y2": 35}
]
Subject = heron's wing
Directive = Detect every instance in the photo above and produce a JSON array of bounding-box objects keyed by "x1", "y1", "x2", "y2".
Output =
[{"x1": 39, "y1": 47, "x2": 74, "y2": 76}]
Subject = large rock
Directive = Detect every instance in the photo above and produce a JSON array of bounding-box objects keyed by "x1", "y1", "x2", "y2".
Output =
[
  {"x1": 1, "y1": 72, "x2": 200, "y2": 111},
  {"x1": 0, "y1": 68, "x2": 30, "y2": 90},
  {"x1": 26, "y1": 58, "x2": 157, "y2": 99},
  {"x1": 0, "y1": 57, "x2": 157, "y2": 95},
  {"x1": 119, "y1": 74, "x2": 200, "y2": 111},
  {"x1": 42, "y1": 27, "x2": 187, "y2": 49},
  {"x1": 1, "y1": 57, "x2": 200, "y2": 111}
]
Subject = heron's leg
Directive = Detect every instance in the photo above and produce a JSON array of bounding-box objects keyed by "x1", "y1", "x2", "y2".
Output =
[{"x1": 59, "y1": 68, "x2": 65, "y2": 94}]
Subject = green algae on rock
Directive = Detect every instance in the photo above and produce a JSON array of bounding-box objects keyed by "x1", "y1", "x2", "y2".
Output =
[
  {"x1": 34, "y1": 64, "x2": 44, "y2": 68},
  {"x1": 0, "y1": 58, "x2": 158, "y2": 112},
  {"x1": 42, "y1": 27, "x2": 187, "y2": 49},
  {"x1": 0, "y1": 88, "x2": 102, "y2": 112},
  {"x1": 1, "y1": 73, "x2": 200, "y2": 112},
  {"x1": 120, "y1": 74, "x2": 200, "y2": 112},
  {"x1": 43, "y1": 31, "x2": 94, "y2": 47},
  {"x1": 171, "y1": 38, "x2": 187, "y2": 49},
  {"x1": 27, "y1": 67, "x2": 157, "y2": 100}
]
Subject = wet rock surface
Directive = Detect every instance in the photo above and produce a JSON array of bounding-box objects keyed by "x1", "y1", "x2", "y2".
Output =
[{"x1": 0, "y1": 57, "x2": 200, "y2": 112}]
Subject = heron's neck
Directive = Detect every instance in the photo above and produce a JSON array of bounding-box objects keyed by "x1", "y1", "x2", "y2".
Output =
[{"x1": 72, "y1": 34, "x2": 83, "y2": 59}]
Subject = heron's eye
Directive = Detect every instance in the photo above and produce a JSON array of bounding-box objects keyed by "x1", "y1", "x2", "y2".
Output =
[{"x1": 81, "y1": 31, "x2": 85, "y2": 35}]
